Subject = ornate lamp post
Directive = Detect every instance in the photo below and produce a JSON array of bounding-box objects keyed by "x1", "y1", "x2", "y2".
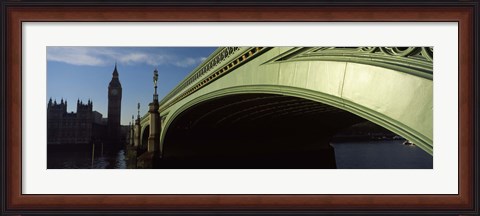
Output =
[
  {"x1": 153, "y1": 68, "x2": 159, "y2": 101},
  {"x1": 137, "y1": 102, "x2": 140, "y2": 120}
]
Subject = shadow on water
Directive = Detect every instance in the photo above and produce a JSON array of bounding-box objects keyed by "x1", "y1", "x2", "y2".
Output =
[
  {"x1": 47, "y1": 144, "x2": 127, "y2": 169},
  {"x1": 157, "y1": 139, "x2": 432, "y2": 169},
  {"x1": 47, "y1": 140, "x2": 432, "y2": 169}
]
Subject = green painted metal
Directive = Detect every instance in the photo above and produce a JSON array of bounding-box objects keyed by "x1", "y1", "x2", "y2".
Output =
[{"x1": 141, "y1": 47, "x2": 433, "y2": 155}]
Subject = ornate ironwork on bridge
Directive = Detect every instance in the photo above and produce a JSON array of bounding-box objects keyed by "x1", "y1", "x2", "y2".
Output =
[{"x1": 271, "y1": 47, "x2": 433, "y2": 79}]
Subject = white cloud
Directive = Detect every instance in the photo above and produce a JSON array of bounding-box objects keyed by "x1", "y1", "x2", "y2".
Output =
[
  {"x1": 172, "y1": 57, "x2": 205, "y2": 68},
  {"x1": 119, "y1": 53, "x2": 150, "y2": 64},
  {"x1": 47, "y1": 47, "x2": 207, "y2": 68},
  {"x1": 47, "y1": 47, "x2": 107, "y2": 66}
]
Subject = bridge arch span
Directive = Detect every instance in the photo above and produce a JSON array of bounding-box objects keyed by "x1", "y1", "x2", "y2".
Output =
[
  {"x1": 161, "y1": 83, "x2": 432, "y2": 158},
  {"x1": 158, "y1": 48, "x2": 432, "y2": 161}
]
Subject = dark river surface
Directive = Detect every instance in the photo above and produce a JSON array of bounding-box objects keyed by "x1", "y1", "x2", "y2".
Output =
[
  {"x1": 48, "y1": 146, "x2": 127, "y2": 169},
  {"x1": 330, "y1": 140, "x2": 432, "y2": 169},
  {"x1": 47, "y1": 140, "x2": 432, "y2": 169}
]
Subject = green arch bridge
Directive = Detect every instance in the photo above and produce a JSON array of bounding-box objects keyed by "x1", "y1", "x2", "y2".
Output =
[{"x1": 128, "y1": 47, "x2": 433, "y2": 168}]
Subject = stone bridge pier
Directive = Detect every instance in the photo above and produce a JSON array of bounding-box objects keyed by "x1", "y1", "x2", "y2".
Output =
[
  {"x1": 127, "y1": 103, "x2": 163, "y2": 168},
  {"x1": 130, "y1": 68, "x2": 163, "y2": 168}
]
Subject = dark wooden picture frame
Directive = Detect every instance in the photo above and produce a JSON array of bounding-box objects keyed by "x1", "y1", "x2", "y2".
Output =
[{"x1": 1, "y1": 1, "x2": 478, "y2": 214}]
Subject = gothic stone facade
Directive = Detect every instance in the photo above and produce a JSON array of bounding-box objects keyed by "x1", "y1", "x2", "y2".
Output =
[{"x1": 47, "y1": 99, "x2": 101, "y2": 145}]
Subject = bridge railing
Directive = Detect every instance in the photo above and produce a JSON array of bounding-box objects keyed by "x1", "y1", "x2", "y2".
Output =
[
  {"x1": 158, "y1": 47, "x2": 238, "y2": 110},
  {"x1": 158, "y1": 47, "x2": 267, "y2": 112}
]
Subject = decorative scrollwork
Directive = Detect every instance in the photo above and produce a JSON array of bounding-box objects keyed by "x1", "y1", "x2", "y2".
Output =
[
  {"x1": 421, "y1": 47, "x2": 433, "y2": 62},
  {"x1": 360, "y1": 47, "x2": 378, "y2": 53},
  {"x1": 306, "y1": 47, "x2": 431, "y2": 61},
  {"x1": 284, "y1": 46, "x2": 433, "y2": 80},
  {"x1": 379, "y1": 47, "x2": 422, "y2": 57}
]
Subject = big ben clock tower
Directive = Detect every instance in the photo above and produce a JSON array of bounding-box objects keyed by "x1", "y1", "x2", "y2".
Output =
[{"x1": 107, "y1": 63, "x2": 122, "y2": 146}]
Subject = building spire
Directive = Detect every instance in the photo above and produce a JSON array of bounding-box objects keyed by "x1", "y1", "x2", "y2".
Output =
[{"x1": 112, "y1": 62, "x2": 119, "y2": 77}]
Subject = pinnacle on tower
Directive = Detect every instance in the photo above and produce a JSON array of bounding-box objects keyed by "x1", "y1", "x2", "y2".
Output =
[{"x1": 113, "y1": 62, "x2": 119, "y2": 77}]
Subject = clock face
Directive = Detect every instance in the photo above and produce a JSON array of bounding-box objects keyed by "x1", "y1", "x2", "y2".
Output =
[{"x1": 111, "y1": 89, "x2": 118, "y2": 96}]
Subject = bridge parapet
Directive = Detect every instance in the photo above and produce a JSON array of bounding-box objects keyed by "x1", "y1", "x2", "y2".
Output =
[{"x1": 158, "y1": 47, "x2": 269, "y2": 112}]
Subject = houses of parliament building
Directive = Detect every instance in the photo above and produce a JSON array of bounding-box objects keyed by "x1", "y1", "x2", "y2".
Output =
[{"x1": 47, "y1": 64, "x2": 124, "y2": 147}]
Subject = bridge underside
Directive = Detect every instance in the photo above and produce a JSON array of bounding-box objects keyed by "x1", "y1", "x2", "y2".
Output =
[{"x1": 162, "y1": 93, "x2": 366, "y2": 168}]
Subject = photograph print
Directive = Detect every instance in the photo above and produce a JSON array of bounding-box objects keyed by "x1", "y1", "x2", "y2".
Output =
[{"x1": 47, "y1": 47, "x2": 433, "y2": 169}]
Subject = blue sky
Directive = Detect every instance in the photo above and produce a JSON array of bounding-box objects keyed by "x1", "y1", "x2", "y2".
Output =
[{"x1": 47, "y1": 47, "x2": 217, "y2": 125}]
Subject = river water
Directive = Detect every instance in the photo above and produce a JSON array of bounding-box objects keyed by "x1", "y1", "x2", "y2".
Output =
[
  {"x1": 47, "y1": 140, "x2": 432, "y2": 169},
  {"x1": 48, "y1": 147, "x2": 127, "y2": 169},
  {"x1": 331, "y1": 140, "x2": 432, "y2": 169}
]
